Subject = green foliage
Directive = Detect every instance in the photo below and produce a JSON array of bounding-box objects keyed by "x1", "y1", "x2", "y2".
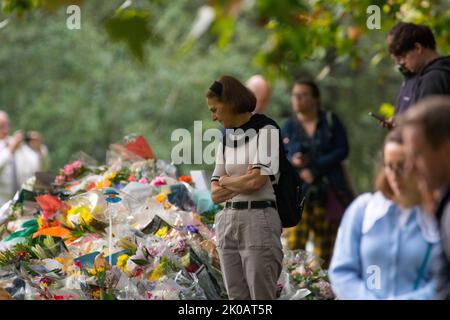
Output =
[
  {"x1": 104, "y1": 8, "x2": 155, "y2": 62},
  {"x1": 0, "y1": 0, "x2": 447, "y2": 194},
  {"x1": 1, "y1": 0, "x2": 38, "y2": 16}
]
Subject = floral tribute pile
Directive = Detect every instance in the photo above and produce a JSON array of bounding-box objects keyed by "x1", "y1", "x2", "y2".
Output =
[{"x1": 0, "y1": 135, "x2": 333, "y2": 300}]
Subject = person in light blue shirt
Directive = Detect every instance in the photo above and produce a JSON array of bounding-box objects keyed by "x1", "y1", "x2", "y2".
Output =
[{"x1": 329, "y1": 129, "x2": 440, "y2": 299}]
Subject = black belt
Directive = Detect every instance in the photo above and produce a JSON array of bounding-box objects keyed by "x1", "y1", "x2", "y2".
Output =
[{"x1": 225, "y1": 200, "x2": 276, "y2": 210}]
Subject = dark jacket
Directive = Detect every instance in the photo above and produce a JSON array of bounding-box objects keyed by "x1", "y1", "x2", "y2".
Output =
[
  {"x1": 412, "y1": 56, "x2": 450, "y2": 105},
  {"x1": 281, "y1": 111, "x2": 351, "y2": 201},
  {"x1": 435, "y1": 183, "x2": 450, "y2": 300},
  {"x1": 394, "y1": 72, "x2": 419, "y2": 116}
]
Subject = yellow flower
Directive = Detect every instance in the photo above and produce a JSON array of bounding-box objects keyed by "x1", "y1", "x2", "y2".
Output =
[
  {"x1": 147, "y1": 264, "x2": 164, "y2": 282},
  {"x1": 91, "y1": 288, "x2": 101, "y2": 299},
  {"x1": 89, "y1": 266, "x2": 105, "y2": 276},
  {"x1": 108, "y1": 171, "x2": 117, "y2": 180},
  {"x1": 95, "y1": 180, "x2": 104, "y2": 189},
  {"x1": 54, "y1": 257, "x2": 65, "y2": 265},
  {"x1": 79, "y1": 208, "x2": 93, "y2": 225},
  {"x1": 66, "y1": 206, "x2": 93, "y2": 227},
  {"x1": 155, "y1": 225, "x2": 168, "y2": 238},
  {"x1": 104, "y1": 179, "x2": 112, "y2": 187},
  {"x1": 116, "y1": 254, "x2": 129, "y2": 272},
  {"x1": 155, "y1": 193, "x2": 166, "y2": 203},
  {"x1": 37, "y1": 216, "x2": 43, "y2": 230}
]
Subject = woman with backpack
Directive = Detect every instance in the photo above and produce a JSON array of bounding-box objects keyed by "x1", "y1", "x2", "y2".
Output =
[
  {"x1": 328, "y1": 129, "x2": 440, "y2": 299},
  {"x1": 281, "y1": 78, "x2": 353, "y2": 268},
  {"x1": 207, "y1": 75, "x2": 285, "y2": 300}
]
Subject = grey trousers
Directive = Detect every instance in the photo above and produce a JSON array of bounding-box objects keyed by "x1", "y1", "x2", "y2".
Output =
[{"x1": 214, "y1": 206, "x2": 283, "y2": 300}]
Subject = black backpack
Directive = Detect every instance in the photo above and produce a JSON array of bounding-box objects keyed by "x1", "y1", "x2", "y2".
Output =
[{"x1": 222, "y1": 115, "x2": 305, "y2": 228}]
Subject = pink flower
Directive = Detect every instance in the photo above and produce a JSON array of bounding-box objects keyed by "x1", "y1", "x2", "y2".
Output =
[
  {"x1": 55, "y1": 175, "x2": 66, "y2": 185},
  {"x1": 150, "y1": 176, "x2": 166, "y2": 187},
  {"x1": 63, "y1": 164, "x2": 75, "y2": 176},
  {"x1": 71, "y1": 161, "x2": 82, "y2": 170},
  {"x1": 138, "y1": 177, "x2": 149, "y2": 184}
]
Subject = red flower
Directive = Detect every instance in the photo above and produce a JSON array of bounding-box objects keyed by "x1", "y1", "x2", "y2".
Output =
[
  {"x1": 134, "y1": 268, "x2": 143, "y2": 278},
  {"x1": 35, "y1": 195, "x2": 68, "y2": 223},
  {"x1": 128, "y1": 175, "x2": 136, "y2": 182},
  {"x1": 49, "y1": 220, "x2": 60, "y2": 227},
  {"x1": 145, "y1": 292, "x2": 153, "y2": 299},
  {"x1": 86, "y1": 182, "x2": 96, "y2": 191},
  {"x1": 16, "y1": 251, "x2": 28, "y2": 260},
  {"x1": 178, "y1": 176, "x2": 192, "y2": 183},
  {"x1": 185, "y1": 263, "x2": 200, "y2": 274}
]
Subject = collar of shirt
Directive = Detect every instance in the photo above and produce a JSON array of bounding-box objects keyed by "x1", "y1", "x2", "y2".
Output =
[{"x1": 362, "y1": 191, "x2": 440, "y2": 243}]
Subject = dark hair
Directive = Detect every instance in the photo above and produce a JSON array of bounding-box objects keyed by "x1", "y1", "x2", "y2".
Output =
[
  {"x1": 388, "y1": 22, "x2": 436, "y2": 56},
  {"x1": 398, "y1": 95, "x2": 450, "y2": 148},
  {"x1": 293, "y1": 78, "x2": 320, "y2": 100},
  {"x1": 206, "y1": 75, "x2": 256, "y2": 114},
  {"x1": 374, "y1": 129, "x2": 404, "y2": 199}
]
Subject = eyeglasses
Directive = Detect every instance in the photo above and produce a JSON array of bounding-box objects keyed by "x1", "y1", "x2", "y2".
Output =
[
  {"x1": 384, "y1": 162, "x2": 406, "y2": 175},
  {"x1": 291, "y1": 93, "x2": 311, "y2": 100}
]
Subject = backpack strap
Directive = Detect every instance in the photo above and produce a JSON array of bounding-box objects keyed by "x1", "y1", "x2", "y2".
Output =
[{"x1": 255, "y1": 130, "x2": 278, "y2": 190}]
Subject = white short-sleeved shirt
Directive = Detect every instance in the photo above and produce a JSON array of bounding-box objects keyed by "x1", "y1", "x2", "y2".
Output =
[{"x1": 211, "y1": 125, "x2": 280, "y2": 202}]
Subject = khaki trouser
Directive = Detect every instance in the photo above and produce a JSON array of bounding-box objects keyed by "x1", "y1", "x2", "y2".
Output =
[{"x1": 214, "y1": 206, "x2": 283, "y2": 300}]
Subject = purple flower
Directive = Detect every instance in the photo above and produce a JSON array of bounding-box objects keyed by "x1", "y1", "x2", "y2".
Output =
[{"x1": 184, "y1": 224, "x2": 199, "y2": 234}]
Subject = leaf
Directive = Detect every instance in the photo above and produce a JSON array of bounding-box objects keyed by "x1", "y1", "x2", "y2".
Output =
[
  {"x1": 104, "y1": 8, "x2": 154, "y2": 62},
  {"x1": 210, "y1": 14, "x2": 235, "y2": 48},
  {"x1": 38, "y1": 0, "x2": 83, "y2": 12},
  {"x1": 130, "y1": 259, "x2": 150, "y2": 266},
  {"x1": 1, "y1": 0, "x2": 39, "y2": 16}
]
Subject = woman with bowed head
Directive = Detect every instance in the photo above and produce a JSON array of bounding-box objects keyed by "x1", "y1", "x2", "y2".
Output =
[{"x1": 208, "y1": 75, "x2": 283, "y2": 300}]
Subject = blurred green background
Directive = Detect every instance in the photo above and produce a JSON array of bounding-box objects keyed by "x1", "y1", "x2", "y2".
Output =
[{"x1": 0, "y1": 0, "x2": 448, "y2": 193}]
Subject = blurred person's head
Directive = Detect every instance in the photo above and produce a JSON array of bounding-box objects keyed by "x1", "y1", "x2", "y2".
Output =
[
  {"x1": 388, "y1": 22, "x2": 437, "y2": 74},
  {"x1": 245, "y1": 75, "x2": 272, "y2": 114},
  {"x1": 399, "y1": 95, "x2": 450, "y2": 193},
  {"x1": 375, "y1": 129, "x2": 421, "y2": 208},
  {"x1": 0, "y1": 111, "x2": 10, "y2": 139},
  {"x1": 291, "y1": 79, "x2": 320, "y2": 115},
  {"x1": 206, "y1": 75, "x2": 256, "y2": 128}
]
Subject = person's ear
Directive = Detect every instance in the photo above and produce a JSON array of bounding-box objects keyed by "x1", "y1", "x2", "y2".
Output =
[{"x1": 414, "y1": 42, "x2": 423, "y2": 54}]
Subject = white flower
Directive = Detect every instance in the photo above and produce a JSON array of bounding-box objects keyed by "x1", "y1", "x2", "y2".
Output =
[{"x1": 126, "y1": 257, "x2": 139, "y2": 274}]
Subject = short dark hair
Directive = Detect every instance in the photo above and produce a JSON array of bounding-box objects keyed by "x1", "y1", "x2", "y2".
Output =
[
  {"x1": 398, "y1": 95, "x2": 450, "y2": 148},
  {"x1": 388, "y1": 22, "x2": 436, "y2": 56},
  {"x1": 206, "y1": 75, "x2": 256, "y2": 114},
  {"x1": 294, "y1": 78, "x2": 320, "y2": 100}
]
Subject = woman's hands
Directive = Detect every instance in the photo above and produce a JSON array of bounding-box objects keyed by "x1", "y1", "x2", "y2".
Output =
[{"x1": 218, "y1": 165, "x2": 268, "y2": 194}]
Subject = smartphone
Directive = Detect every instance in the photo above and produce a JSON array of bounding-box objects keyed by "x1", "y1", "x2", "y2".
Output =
[
  {"x1": 368, "y1": 112, "x2": 385, "y2": 122},
  {"x1": 369, "y1": 112, "x2": 393, "y2": 129}
]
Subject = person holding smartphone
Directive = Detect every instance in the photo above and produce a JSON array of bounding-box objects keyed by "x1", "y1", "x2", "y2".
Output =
[{"x1": 381, "y1": 22, "x2": 450, "y2": 130}]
